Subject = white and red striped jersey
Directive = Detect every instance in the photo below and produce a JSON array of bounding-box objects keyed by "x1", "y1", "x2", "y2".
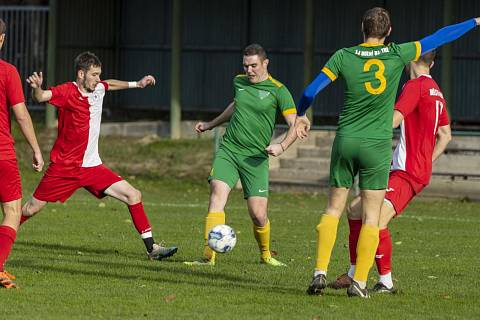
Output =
[
  {"x1": 48, "y1": 81, "x2": 109, "y2": 167},
  {"x1": 391, "y1": 75, "x2": 449, "y2": 186}
]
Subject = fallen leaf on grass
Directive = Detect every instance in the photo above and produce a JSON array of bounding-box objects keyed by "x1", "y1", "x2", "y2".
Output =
[
  {"x1": 394, "y1": 241, "x2": 402, "y2": 245},
  {"x1": 164, "y1": 294, "x2": 176, "y2": 303},
  {"x1": 427, "y1": 276, "x2": 438, "y2": 279},
  {"x1": 98, "y1": 202, "x2": 106, "y2": 208}
]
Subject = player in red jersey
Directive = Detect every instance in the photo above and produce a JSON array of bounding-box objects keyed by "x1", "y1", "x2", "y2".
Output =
[
  {"x1": 0, "y1": 19, "x2": 44, "y2": 288},
  {"x1": 329, "y1": 50, "x2": 452, "y2": 293},
  {"x1": 21, "y1": 52, "x2": 177, "y2": 261}
]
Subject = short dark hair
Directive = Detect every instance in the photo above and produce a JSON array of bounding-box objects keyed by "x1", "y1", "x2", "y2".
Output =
[
  {"x1": 74, "y1": 51, "x2": 102, "y2": 74},
  {"x1": 243, "y1": 43, "x2": 267, "y2": 61},
  {"x1": 0, "y1": 19, "x2": 6, "y2": 35},
  {"x1": 418, "y1": 50, "x2": 436, "y2": 65},
  {"x1": 362, "y1": 7, "x2": 391, "y2": 39}
]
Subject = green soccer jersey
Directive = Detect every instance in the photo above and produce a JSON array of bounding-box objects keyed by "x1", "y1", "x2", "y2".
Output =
[
  {"x1": 220, "y1": 74, "x2": 296, "y2": 158},
  {"x1": 323, "y1": 41, "x2": 421, "y2": 139}
]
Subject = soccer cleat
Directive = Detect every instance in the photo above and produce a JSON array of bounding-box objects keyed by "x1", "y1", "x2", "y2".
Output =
[
  {"x1": 261, "y1": 257, "x2": 287, "y2": 267},
  {"x1": 0, "y1": 271, "x2": 17, "y2": 289},
  {"x1": 347, "y1": 281, "x2": 370, "y2": 298},
  {"x1": 306, "y1": 274, "x2": 327, "y2": 295},
  {"x1": 147, "y1": 243, "x2": 178, "y2": 261},
  {"x1": 2, "y1": 270, "x2": 16, "y2": 280},
  {"x1": 372, "y1": 282, "x2": 397, "y2": 294},
  {"x1": 327, "y1": 273, "x2": 352, "y2": 289},
  {"x1": 183, "y1": 257, "x2": 215, "y2": 266}
]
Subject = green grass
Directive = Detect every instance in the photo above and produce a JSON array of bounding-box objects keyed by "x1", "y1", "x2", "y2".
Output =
[{"x1": 2, "y1": 133, "x2": 480, "y2": 319}]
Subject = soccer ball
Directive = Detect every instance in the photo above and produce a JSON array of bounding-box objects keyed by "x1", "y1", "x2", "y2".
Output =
[{"x1": 208, "y1": 224, "x2": 237, "y2": 253}]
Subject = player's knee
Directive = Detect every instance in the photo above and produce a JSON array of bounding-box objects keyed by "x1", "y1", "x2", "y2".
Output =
[
  {"x1": 251, "y1": 214, "x2": 267, "y2": 227},
  {"x1": 127, "y1": 189, "x2": 142, "y2": 205}
]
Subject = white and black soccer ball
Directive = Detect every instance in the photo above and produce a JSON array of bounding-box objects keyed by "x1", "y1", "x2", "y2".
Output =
[{"x1": 208, "y1": 224, "x2": 237, "y2": 253}]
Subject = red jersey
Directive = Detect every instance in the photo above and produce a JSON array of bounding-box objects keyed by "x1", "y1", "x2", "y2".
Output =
[
  {"x1": 391, "y1": 75, "x2": 449, "y2": 187},
  {"x1": 48, "y1": 81, "x2": 109, "y2": 167},
  {"x1": 0, "y1": 60, "x2": 25, "y2": 160}
]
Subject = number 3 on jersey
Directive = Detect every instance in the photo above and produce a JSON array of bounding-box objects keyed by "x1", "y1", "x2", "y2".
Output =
[{"x1": 363, "y1": 59, "x2": 386, "y2": 95}]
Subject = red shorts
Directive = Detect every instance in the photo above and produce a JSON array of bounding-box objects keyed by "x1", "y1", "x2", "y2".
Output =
[
  {"x1": 385, "y1": 170, "x2": 425, "y2": 216},
  {"x1": 0, "y1": 159, "x2": 22, "y2": 202},
  {"x1": 33, "y1": 163, "x2": 123, "y2": 203}
]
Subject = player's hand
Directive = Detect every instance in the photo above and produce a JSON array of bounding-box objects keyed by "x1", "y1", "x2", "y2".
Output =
[
  {"x1": 26, "y1": 71, "x2": 43, "y2": 89},
  {"x1": 475, "y1": 17, "x2": 480, "y2": 26},
  {"x1": 295, "y1": 115, "x2": 311, "y2": 139},
  {"x1": 32, "y1": 150, "x2": 44, "y2": 172},
  {"x1": 265, "y1": 143, "x2": 284, "y2": 157},
  {"x1": 195, "y1": 121, "x2": 211, "y2": 133},
  {"x1": 137, "y1": 75, "x2": 156, "y2": 88}
]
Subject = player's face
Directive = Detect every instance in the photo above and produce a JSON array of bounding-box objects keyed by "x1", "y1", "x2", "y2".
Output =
[
  {"x1": 80, "y1": 65, "x2": 102, "y2": 93},
  {"x1": 243, "y1": 55, "x2": 269, "y2": 83}
]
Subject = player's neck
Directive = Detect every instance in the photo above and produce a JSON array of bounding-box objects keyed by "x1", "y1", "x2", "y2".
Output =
[
  {"x1": 410, "y1": 66, "x2": 430, "y2": 79},
  {"x1": 362, "y1": 37, "x2": 386, "y2": 45}
]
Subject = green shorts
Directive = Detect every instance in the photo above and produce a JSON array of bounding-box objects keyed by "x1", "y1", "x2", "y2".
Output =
[
  {"x1": 330, "y1": 136, "x2": 391, "y2": 190},
  {"x1": 208, "y1": 147, "x2": 269, "y2": 198}
]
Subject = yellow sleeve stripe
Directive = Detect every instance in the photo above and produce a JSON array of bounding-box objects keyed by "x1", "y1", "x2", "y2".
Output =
[
  {"x1": 268, "y1": 75, "x2": 283, "y2": 88},
  {"x1": 235, "y1": 74, "x2": 247, "y2": 78},
  {"x1": 413, "y1": 41, "x2": 421, "y2": 62},
  {"x1": 322, "y1": 67, "x2": 337, "y2": 81},
  {"x1": 282, "y1": 108, "x2": 297, "y2": 116}
]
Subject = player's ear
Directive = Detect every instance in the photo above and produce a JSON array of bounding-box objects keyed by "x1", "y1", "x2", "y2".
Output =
[
  {"x1": 77, "y1": 69, "x2": 84, "y2": 80},
  {"x1": 430, "y1": 61, "x2": 435, "y2": 69},
  {"x1": 263, "y1": 58, "x2": 269, "y2": 68},
  {"x1": 386, "y1": 27, "x2": 392, "y2": 37}
]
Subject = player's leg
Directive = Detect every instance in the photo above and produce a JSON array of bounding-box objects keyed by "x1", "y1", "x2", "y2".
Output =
[
  {"x1": 308, "y1": 136, "x2": 356, "y2": 295},
  {"x1": 373, "y1": 172, "x2": 419, "y2": 294},
  {"x1": 20, "y1": 163, "x2": 76, "y2": 225},
  {"x1": 103, "y1": 178, "x2": 177, "y2": 260},
  {"x1": 21, "y1": 197, "x2": 47, "y2": 224},
  {"x1": 0, "y1": 200, "x2": 21, "y2": 288},
  {"x1": 0, "y1": 159, "x2": 23, "y2": 288},
  {"x1": 328, "y1": 195, "x2": 362, "y2": 289},
  {"x1": 347, "y1": 138, "x2": 391, "y2": 298},
  {"x1": 237, "y1": 154, "x2": 284, "y2": 266},
  {"x1": 185, "y1": 148, "x2": 238, "y2": 266}
]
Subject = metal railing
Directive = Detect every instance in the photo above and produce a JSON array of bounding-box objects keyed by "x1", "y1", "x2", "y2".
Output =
[{"x1": 0, "y1": 6, "x2": 48, "y2": 109}]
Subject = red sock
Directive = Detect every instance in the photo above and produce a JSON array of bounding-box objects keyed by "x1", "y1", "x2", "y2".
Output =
[
  {"x1": 128, "y1": 202, "x2": 152, "y2": 235},
  {"x1": 348, "y1": 219, "x2": 362, "y2": 265},
  {"x1": 20, "y1": 215, "x2": 31, "y2": 225},
  {"x1": 375, "y1": 228, "x2": 392, "y2": 275},
  {"x1": 0, "y1": 225, "x2": 17, "y2": 272}
]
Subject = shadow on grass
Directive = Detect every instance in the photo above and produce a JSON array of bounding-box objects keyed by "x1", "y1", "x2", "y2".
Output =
[{"x1": 12, "y1": 240, "x2": 305, "y2": 295}]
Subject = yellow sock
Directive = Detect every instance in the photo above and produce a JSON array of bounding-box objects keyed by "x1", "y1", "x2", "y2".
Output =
[
  {"x1": 203, "y1": 211, "x2": 225, "y2": 261},
  {"x1": 253, "y1": 220, "x2": 271, "y2": 260},
  {"x1": 315, "y1": 214, "x2": 340, "y2": 272},
  {"x1": 353, "y1": 224, "x2": 380, "y2": 282}
]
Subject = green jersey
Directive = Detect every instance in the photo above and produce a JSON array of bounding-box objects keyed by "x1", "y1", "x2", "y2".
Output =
[
  {"x1": 220, "y1": 74, "x2": 296, "y2": 158},
  {"x1": 323, "y1": 41, "x2": 421, "y2": 139}
]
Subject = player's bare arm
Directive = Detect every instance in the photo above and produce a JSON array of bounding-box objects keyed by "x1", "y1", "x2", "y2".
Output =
[
  {"x1": 392, "y1": 110, "x2": 404, "y2": 128},
  {"x1": 11, "y1": 102, "x2": 44, "y2": 172},
  {"x1": 432, "y1": 124, "x2": 452, "y2": 162},
  {"x1": 295, "y1": 115, "x2": 311, "y2": 139},
  {"x1": 195, "y1": 102, "x2": 235, "y2": 133},
  {"x1": 105, "y1": 75, "x2": 156, "y2": 91},
  {"x1": 27, "y1": 71, "x2": 52, "y2": 103},
  {"x1": 265, "y1": 113, "x2": 297, "y2": 157}
]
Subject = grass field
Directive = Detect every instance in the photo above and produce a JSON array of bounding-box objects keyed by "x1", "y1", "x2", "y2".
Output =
[{"x1": 2, "y1": 134, "x2": 480, "y2": 319}]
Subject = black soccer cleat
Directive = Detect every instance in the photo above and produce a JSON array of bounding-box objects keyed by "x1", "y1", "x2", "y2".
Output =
[
  {"x1": 347, "y1": 281, "x2": 370, "y2": 298},
  {"x1": 371, "y1": 282, "x2": 397, "y2": 294},
  {"x1": 306, "y1": 274, "x2": 327, "y2": 295}
]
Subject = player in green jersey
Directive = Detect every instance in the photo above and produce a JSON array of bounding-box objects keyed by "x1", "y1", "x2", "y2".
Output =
[
  {"x1": 184, "y1": 44, "x2": 298, "y2": 267},
  {"x1": 295, "y1": 8, "x2": 480, "y2": 297}
]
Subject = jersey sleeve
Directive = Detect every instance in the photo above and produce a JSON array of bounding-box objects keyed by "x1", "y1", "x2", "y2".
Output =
[
  {"x1": 394, "y1": 80, "x2": 421, "y2": 117},
  {"x1": 277, "y1": 86, "x2": 296, "y2": 116},
  {"x1": 438, "y1": 102, "x2": 450, "y2": 126},
  {"x1": 100, "y1": 80, "x2": 109, "y2": 91},
  {"x1": 49, "y1": 83, "x2": 71, "y2": 108},
  {"x1": 395, "y1": 41, "x2": 422, "y2": 64},
  {"x1": 6, "y1": 65, "x2": 25, "y2": 107},
  {"x1": 323, "y1": 49, "x2": 344, "y2": 81}
]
